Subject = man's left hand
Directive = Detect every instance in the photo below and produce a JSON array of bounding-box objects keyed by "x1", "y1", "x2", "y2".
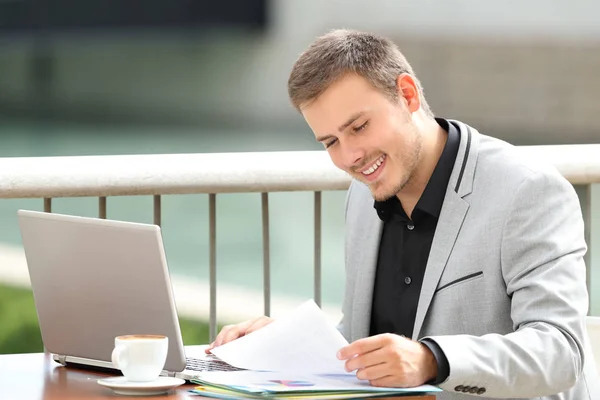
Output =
[{"x1": 337, "y1": 333, "x2": 437, "y2": 387}]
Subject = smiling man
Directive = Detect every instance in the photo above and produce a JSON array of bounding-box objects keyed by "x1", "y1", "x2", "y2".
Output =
[{"x1": 207, "y1": 30, "x2": 600, "y2": 399}]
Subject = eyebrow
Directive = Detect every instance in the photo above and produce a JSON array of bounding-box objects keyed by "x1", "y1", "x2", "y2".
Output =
[{"x1": 315, "y1": 112, "x2": 365, "y2": 142}]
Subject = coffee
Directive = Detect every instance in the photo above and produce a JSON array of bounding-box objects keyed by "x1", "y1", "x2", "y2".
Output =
[{"x1": 116, "y1": 334, "x2": 167, "y2": 340}]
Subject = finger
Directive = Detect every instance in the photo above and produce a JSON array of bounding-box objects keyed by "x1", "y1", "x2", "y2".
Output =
[
  {"x1": 213, "y1": 325, "x2": 235, "y2": 347},
  {"x1": 345, "y1": 347, "x2": 385, "y2": 372},
  {"x1": 213, "y1": 318, "x2": 257, "y2": 347},
  {"x1": 370, "y1": 374, "x2": 409, "y2": 388},
  {"x1": 211, "y1": 316, "x2": 270, "y2": 349},
  {"x1": 338, "y1": 334, "x2": 389, "y2": 360},
  {"x1": 220, "y1": 326, "x2": 245, "y2": 345},
  {"x1": 246, "y1": 317, "x2": 273, "y2": 334},
  {"x1": 356, "y1": 361, "x2": 391, "y2": 382},
  {"x1": 205, "y1": 339, "x2": 220, "y2": 353},
  {"x1": 233, "y1": 318, "x2": 268, "y2": 339}
]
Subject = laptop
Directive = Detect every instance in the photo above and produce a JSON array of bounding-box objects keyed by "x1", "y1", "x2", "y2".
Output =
[{"x1": 17, "y1": 209, "x2": 242, "y2": 380}]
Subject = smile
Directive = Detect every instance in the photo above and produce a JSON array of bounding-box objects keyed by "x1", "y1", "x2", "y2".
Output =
[{"x1": 361, "y1": 155, "x2": 386, "y2": 176}]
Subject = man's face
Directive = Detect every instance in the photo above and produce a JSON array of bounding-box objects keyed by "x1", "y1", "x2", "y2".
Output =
[{"x1": 301, "y1": 74, "x2": 422, "y2": 202}]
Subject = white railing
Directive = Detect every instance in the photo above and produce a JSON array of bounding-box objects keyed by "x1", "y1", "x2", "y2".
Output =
[
  {"x1": 1, "y1": 145, "x2": 599, "y2": 340},
  {"x1": 1, "y1": 146, "x2": 599, "y2": 198},
  {"x1": 0, "y1": 151, "x2": 349, "y2": 197}
]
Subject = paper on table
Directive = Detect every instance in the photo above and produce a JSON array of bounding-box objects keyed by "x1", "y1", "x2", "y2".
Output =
[
  {"x1": 194, "y1": 370, "x2": 442, "y2": 395},
  {"x1": 210, "y1": 300, "x2": 350, "y2": 374},
  {"x1": 192, "y1": 385, "x2": 393, "y2": 400}
]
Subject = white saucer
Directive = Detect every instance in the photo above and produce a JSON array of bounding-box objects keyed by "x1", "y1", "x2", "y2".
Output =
[{"x1": 97, "y1": 376, "x2": 185, "y2": 396}]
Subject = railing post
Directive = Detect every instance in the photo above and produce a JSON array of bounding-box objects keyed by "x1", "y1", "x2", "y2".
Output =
[
  {"x1": 43, "y1": 198, "x2": 52, "y2": 213},
  {"x1": 314, "y1": 191, "x2": 322, "y2": 308},
  {"x1": 98, "y1": 197, "x2": 106, "y2": 219},
  {"x1": 261, "y1": 193, "x2": 271, "y2": 317},
  {"x1": 42, "y1": 199, "x2": 51, "y2": 355},
  {"x1": 154, "y1": 195, "x2": 161, "y2": 227},
  {"x1": 209, "y1": 194, "x2": 217, "y2": 342}
]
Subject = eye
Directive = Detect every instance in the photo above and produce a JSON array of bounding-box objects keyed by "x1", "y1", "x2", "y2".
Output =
[
  {"x1": 325, "y1": 138, "x2": 338, "y2": 148},
  {"x1": 352, "y1": 121, "x2": 368, "y2": 133}
]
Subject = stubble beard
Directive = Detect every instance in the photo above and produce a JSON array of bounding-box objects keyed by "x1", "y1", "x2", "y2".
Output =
[
  {"x1": 369, "y1": 171, "x2": 411, "y2": 202},
  {"x1": 369, "y1": 137, "x2": 422, "y2": 202}
]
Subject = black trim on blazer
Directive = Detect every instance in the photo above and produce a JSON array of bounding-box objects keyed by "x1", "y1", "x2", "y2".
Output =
[
  {"x1": 454, "y1": 126, "x2": 472, "y2": 193},
  {"x1": 435, "y1": 271, "x2": 483, "y2": 293}
]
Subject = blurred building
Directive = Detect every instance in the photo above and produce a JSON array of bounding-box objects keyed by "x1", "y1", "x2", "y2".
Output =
[{"x1": 1, "y1": 0, "x2": 599, "y2": 144}]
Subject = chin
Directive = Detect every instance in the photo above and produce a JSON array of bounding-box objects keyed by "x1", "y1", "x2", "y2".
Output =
[
  {"x1": 368, "y1": 177, "x2": 406, "y2": 202},
  {"x1": 372, "y1": 192, "x2": 396, "y2": 202},
  {"x1": 369, "y1": 185, "x2": 396, "y2": 202}
]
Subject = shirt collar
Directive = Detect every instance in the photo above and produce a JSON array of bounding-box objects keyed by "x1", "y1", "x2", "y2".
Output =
[{"x1": 373, "y1": 117, "x2": 460, "y2": 221}]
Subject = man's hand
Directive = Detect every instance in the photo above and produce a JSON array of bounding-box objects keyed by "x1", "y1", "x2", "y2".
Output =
[
  {"x1": 205, "y1": 316, "x2": 274, "y2": 353},
  {"x1": 337, "y1": 333, "x2": 437, "y2": 387}
]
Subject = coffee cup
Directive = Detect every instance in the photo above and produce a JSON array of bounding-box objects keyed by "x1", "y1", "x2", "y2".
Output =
[{"x1": 111, "y1": 334, "x2": 169, "y2": 382}]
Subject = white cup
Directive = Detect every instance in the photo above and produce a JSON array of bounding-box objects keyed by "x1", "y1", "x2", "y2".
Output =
[{"x1": 111, "y1": 334, "x2": 169, "y2": 382}]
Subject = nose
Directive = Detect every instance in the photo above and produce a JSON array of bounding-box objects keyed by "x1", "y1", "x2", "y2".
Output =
[{"x1": 341, "y1": 140, "x2": 365, "y2": 170}]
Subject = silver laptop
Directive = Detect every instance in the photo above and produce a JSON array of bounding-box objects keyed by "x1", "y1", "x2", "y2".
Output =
[{"x1": 17, "y1": 209, "x2": 242, "y2": 380}]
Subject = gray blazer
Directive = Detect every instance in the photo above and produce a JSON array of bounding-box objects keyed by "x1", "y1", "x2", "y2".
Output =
[{"x1": 340, "y1": 121, "x2": 600, "y2": 399}]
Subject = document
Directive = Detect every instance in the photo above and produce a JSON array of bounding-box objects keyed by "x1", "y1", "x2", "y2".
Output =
[
  {"x1": 210, "y1": 300, "x2": 349, "y2": 374},
  {"x1": 193, "y1": 370, "x2": 442, "y2": 397},
  {"x1": 192, "y1": 384, "x2": 393, "y2": 400},
  {"x1": 203, "y1": 301, "x2": 442, "y2": 398}
]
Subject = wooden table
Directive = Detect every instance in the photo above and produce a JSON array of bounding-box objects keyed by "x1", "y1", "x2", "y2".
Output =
[{"x1": 0, "y1": 352, "x2": 435, "y2": 399}]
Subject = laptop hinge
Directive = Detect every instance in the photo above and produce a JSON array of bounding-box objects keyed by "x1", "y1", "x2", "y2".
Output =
[{"x1": 57, "y1": 355, "x2": 67, "y2": 366}]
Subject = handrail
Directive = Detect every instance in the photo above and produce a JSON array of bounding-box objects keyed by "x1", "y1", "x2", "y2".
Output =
[
  {"x1": 1, "y1": 144, "x2": 599, "y2": 199},
  {"x1": 0, "y1": 151, "x2": 348, "y2": 198}
]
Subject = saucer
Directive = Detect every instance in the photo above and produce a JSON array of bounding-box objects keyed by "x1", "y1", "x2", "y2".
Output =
[{"x1": 97, "y1": 376, "x2": 185, "y2": 396}]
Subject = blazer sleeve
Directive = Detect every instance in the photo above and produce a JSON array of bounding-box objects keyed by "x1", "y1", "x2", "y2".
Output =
[{"x1": 425, "y1": 168, "x2": 589, "y2": 398}]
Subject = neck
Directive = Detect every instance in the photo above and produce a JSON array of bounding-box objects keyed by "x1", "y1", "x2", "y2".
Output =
[{"x1": 397, "y1": 118, "x2": 447, "y2": 218}]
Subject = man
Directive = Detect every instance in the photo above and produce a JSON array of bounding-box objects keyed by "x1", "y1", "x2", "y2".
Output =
[{"x1": 207, "y1": 29, "x2": 600, "y2": 399}]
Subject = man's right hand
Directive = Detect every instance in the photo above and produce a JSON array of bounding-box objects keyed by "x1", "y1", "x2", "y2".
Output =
[{"x1": 205, "y1": 316, "x2": 274, "y2": 353}]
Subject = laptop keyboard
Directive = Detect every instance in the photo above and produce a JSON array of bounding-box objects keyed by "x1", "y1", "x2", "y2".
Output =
[{"x1": 185, "y1": 356, "x2": 245, "y2": 372}]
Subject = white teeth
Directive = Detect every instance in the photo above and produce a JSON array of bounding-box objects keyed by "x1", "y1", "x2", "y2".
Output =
[{"x1": 362, "y1": 155, "x2": 385, "y2": 175}]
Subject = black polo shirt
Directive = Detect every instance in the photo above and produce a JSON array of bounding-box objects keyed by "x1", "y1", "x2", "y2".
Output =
[{"x1": 369, "y1": 117, "x2": 459, "y2": 382}]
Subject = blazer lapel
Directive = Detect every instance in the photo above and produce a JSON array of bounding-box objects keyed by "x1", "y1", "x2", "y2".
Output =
[
  {"x1": 412, "y1": 192, "x2": 469, "y2": 339},
  {"x1": 412, "y1": 122, "x2": 479, "y2": 339}
]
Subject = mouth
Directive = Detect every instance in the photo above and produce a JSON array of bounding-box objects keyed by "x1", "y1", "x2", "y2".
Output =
[{"x1": 359, "y1": 154, "x2": 386, "y2": 181}]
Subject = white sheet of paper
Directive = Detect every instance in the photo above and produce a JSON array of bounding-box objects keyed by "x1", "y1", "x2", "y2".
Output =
[{"x1": 210, "y1": 300, "x2": 350, "y2": 374}]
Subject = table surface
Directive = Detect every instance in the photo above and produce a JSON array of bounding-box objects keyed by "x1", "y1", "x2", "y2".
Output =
[{"x1": 0, "y1": 352, "x2": 435, "y2": 399}]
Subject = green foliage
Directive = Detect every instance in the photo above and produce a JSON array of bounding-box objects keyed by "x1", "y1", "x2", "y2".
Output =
[
  {"x1": 0, "y1": 284, "x2": 214, "y2": 354},
  {"x1": 0, "y1": 284, "x2": 43, "y2": 354}
]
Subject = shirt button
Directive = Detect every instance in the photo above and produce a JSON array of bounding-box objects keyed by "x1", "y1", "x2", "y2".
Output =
[
  {"x1": 404, "y1": 277, "x2": 412, "y2": 285},
  {"x1": 407, "y1": 224, "x2": 415, "y2": 230}
]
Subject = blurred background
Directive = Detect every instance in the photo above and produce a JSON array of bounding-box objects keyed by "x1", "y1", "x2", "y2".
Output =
[{"x1": 1, "y1": 0, "x2": 599, "y2": 353}]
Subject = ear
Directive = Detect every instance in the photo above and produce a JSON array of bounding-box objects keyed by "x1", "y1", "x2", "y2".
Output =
[{"x1": 396, "y1": 73, "x2": 421, "y2": 113}]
